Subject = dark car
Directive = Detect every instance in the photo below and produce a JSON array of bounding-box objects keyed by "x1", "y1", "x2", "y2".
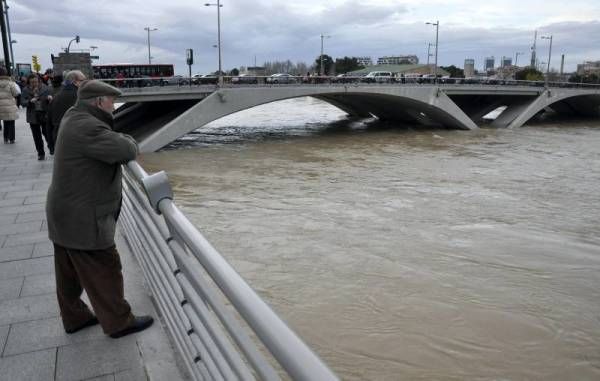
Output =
[{"x1": 192, "y1": 74, "x2": 218, "y2": 85}]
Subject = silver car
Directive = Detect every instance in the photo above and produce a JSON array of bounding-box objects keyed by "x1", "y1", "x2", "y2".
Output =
[{"x1": 266, "y1": 73, "x2": 297, "y2": 84}]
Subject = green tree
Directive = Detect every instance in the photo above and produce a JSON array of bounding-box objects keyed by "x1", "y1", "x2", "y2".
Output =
[
  {"x1": 440, "y1": 65, "x2": 464, "y2": 78},
  {"x1": 334, "y1": 57, "x2": 365, "y2": 74},
  {"x1": 229, "y1": 68, "x2": 239, "y2": 76},
  {"x1": 515, "y1": 67, "x2": 543, "y2": 81},
  {"x1": 314, "y1": 54, "x2": 334, "y2": 75}
]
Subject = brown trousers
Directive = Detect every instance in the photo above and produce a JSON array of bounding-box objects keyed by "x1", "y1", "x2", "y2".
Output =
[{"x1": 54, "y1": 243, "x2": 134, "y2": 335}]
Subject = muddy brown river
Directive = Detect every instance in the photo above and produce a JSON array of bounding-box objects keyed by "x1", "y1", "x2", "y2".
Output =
[{"x1": 139, "y1": 98, "x2": 600, "y2": 380}]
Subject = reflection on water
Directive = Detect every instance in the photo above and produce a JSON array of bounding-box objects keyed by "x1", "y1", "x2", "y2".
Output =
[{"x1": 140, "y1": 98, "x2": 600, "y2": 380}]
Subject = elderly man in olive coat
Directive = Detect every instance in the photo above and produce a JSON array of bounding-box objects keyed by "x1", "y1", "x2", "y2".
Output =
[{"x1": 46, "y1": 80, "x2": 153, "y2": 338}]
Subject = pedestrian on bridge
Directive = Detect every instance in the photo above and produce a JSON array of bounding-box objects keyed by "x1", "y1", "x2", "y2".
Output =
[
  {"x1": 21, "y1": 74, "x2": 52, "y2": 160},
  {"x1": 47, "y1": 80, "x2": 154, "y2": 338},
  {"x1": 0, "y1": 67, "x2": 20, "y2": 144},
  {"x1": 48, "y1": 70, "x2": 87, "y2": 146}
]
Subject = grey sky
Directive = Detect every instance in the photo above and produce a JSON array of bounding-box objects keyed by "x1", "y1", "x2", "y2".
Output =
[{"x1": 9, "y1": 0, "x2": 600, "y2": 75}]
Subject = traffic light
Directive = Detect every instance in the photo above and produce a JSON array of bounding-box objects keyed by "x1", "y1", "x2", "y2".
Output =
[{"x1": 31, "y1": 55, "x2": 41, "y2": 73}]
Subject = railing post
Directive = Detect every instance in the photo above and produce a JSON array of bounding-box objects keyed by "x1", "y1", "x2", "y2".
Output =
[{"x1": 140, "y1": 170, "x2": 174, "y2": 213}]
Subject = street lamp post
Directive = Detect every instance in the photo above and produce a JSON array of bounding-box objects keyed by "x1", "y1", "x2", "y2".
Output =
[
  {"x1": 144, "y1": 27, "x2": 158, "y2": 64},
  {"x1": 426, "y1": 21, "x2": 439, "y2": 81},
  {"x1": 427, "y1": 42, "x2": 435, "y2": 66},
  {"x1": 320, "y1": 33, "x2": 331, "y2": 76},
  {"x1": 515, "y1": 51, "x2": 524, "y2": 66},
  {"x1": 66, "y1": 35, "x2": 80, "y2": 53},
  {"x1": 541, "y1": 35, "x2": 553, "y2": 87},
  {"x1": 205, "y1": 1, "x2": 223, "y2": 81}
]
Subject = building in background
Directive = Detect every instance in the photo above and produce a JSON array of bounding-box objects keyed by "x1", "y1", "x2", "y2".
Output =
[
  {"x1": 377, "y1": 55, "x2": 419, "y2": 65},
  {"x1": 577, "y1": 61, "x2": 600, "y2": 75},
  {"x1": 52, "y1": 52, "x2": 93, "y2": 79},
  {"x1": 485, "y1": 57, "x2": 495, "y2": 73},
  {"x1": 464, "y1": 59, "x2": 475, "y2": 77},
  {"x1": 502, "y1": 57, "x2": 512, "y2": 67},
  {"x1": 356, "y1": 57, "x2": 373, "y2": 67}
]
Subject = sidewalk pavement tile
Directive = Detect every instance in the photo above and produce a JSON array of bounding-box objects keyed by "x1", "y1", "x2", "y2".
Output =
[
  {"x1": 56, "y1": 337, "x2": 144, "y2": 381},
  {"x1": 0, "y1": 221, "x2": 42, "y2": 236},
  {"x1": 0, "y1": 215, "x2": 16, "y2": 226},
  {"x1": 2, "y1": 230, "x2": 49, "y2": 247},
  {"x1": 15, "y1": 211, "x2": 46, "y2": 223},
  {"x1": 0, "y1": 325, "x2": 8, "y2": 356},
  {"x1": 0, "y1": 277, "x2": 23, "y2": 302},
  {"x1": 0, "y1": 198, "x2": 25, "y2": 208},
  {"x1": 3, "y1": 317, "x2": 103, "y2": 357},
  {"x1": 0, "y1": 245, "x2": 34, "y2": 263},
  {"x1": 0, "y1": 256, "x2": 52, "y2": 280},
  {"x1": 0, "y1": 348, "x2": 56, "y2": 381},
  {"x1": 0, "y1": 293, "x2": 59, "y2": 326},
  {"x1": 87, "y1": 375, "x2": 116, "y2": 381},
  {"x1": 0, "y1": 202, "x2": 45, "y2": 216},
  {"x1": 2, "y1": 189, "x2": 47, "y2": 200},
  {"x1": 20, "y1": 272, "x2": 55, "y2": 297},
  {"x1": 32, "y1": 241, "x2": 53, "y2": 258},
  {"x1": 24, "y1": 196, "x2": 46, "y2": 205}
]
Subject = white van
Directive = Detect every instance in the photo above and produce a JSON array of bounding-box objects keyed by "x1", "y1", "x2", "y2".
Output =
[{"x1": 362, "y1": 71, "x2": 393, "y2": 83}]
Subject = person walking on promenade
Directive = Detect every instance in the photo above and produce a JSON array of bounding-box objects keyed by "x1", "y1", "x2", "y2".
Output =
[
  {"x1": 44, "y1": 73, "x2": 64, "y2": 154},
  {"x1": 46, "y1": 80, "x2": 154, "y2": 338},
  {"x1": 48, "y1": 70, "x2": 86, "y2": 146},
  {"x1": 0, "y1": 67, "x2": 20, "y2": 143},
  {"x1": 21, "y1": 74, "x2": 52, "y2": 160}
]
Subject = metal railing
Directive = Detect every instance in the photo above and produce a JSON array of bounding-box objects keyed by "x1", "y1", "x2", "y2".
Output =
[
  {"x1": 120, "y1": 160, "x2": 338, "y2": 381},
  {"x1": 100, "y1": 75, "x2": 600, "y2": 90}
]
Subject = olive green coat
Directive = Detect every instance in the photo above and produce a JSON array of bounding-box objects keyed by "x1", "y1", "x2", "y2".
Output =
[{"x1": 46, "y1": 101, "x2": 138, "y2": 250}]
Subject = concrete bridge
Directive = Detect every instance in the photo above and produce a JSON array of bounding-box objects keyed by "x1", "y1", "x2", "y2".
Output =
[{"x1": 112, "y1": 83, "x2": 600, "y2": 152}]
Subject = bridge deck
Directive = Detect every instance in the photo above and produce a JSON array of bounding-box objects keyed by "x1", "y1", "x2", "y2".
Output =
[{"x1": 0, "y1": 112, "x2": 185, "y2": 381}]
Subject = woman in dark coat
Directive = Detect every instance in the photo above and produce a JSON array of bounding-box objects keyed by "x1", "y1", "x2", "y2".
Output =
[{"x1": 21, "y1": 74, "x2": 52, "y2": 160}]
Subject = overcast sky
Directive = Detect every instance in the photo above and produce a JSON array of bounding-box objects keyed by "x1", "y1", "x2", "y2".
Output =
[{"x1": 9, "y1": 0, "x2": 600, "y2": 75}]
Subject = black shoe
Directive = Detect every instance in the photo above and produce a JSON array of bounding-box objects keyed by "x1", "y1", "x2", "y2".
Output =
[
  {"x1": 109, "y1": 315, "x2": 154, "y2": 338},
  {"x1": 9, "y1": 140, "x2": 14, "y2": 144},
  {"x1": 50, "y1": 149, "x2": 54, "y2": 155},
  {"x1": 65, "y1": 317, "x2": 100, "y2": 334},
  {"x1": 38, "y1": 154, "x2": 45, "y2": 160}
]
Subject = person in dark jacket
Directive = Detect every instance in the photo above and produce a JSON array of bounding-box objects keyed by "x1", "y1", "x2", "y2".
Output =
[
  {"x1": 20, "y1": 74, "x2": 52, "y2": 160},
  {"x1": 46, "y1": 80, "x2": 153, "y2": 338},
  {"x1": 48, "y1": 70, "x2": 86, "y2": 146},
  {"x1": 44, "y1": 73, "x2": 64, "y2": 153}
]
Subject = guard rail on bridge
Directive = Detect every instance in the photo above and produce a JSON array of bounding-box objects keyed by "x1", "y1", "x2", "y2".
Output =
[
  {"x1": 100, "y1": 75, "x2": 600, "y2": 90},
  {"x1": 120, "y1": 161, "x2": 338, "y2": 381}
]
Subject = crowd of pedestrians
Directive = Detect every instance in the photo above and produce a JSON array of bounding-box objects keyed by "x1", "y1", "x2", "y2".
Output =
[{"x1": 0, "y1": 68, "x2": 87, "y2": 160}]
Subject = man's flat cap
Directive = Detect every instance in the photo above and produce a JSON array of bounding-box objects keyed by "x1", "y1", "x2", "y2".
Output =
[{"x1": 78, "y1": 80, "x2": 122, "y2": 100}]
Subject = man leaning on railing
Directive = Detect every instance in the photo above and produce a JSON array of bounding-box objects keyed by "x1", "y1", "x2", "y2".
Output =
[{"x1": 46, "y1": 80, "x2": 154, "y2": 338}]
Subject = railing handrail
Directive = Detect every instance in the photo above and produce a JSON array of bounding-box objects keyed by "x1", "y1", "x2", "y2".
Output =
[
  {"x1": 98, "y1": 74, "x2": 600, "y2": 90},
  {"x1": 123, "y1": 160, "x2": 338, "y2": 381}
]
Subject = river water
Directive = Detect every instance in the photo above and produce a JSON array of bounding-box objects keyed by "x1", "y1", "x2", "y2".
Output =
[{"x1": 139, "y1": 98, "x2": 600, "y2": 380}]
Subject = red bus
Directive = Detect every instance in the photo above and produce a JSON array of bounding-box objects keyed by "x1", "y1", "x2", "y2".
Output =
[{"x1": 93, "y1": 64, "x2": 174, "y2": 79}]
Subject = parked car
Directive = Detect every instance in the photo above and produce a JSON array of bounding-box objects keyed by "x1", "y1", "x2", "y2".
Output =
[
  {"x1": 266, "y1": 73, "x2": 297, "y2": 84},
  {"x1": 231, "y1": 74, "x2": 259, "y2": 84},
  {"x1": 361, "y1": 71, "x2": 393, "y2": 83}
]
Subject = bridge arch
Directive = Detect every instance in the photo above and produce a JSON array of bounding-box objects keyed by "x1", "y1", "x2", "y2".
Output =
[
  {"x1": 137, "y1": 86, "x2": 479, "y2": 152},
  {"x1": 507, "y1": 90, "x2": 600, "y2": 128}
]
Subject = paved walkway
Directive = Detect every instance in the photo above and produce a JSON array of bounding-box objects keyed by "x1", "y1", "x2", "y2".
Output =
[{"x1": 0, "y1": 111, "x2": 186, "y2": 381}]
